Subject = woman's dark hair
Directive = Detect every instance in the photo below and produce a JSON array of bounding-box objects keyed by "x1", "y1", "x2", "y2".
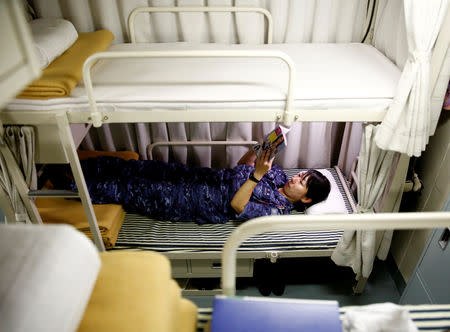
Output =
[
  {"x1": 293, "y1": 169, "x2": 331, "y2": 211},
  {"x1": 305, "y1": 169, "x2": 331, "y2": 204}
]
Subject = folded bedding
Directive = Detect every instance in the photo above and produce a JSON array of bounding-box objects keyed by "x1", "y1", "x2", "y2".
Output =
[
  {"x1": 77, "y1": 149, "x2": 139, "y2": 161},
  {"x1": 29, "y1": 18, "x2": 78, "y2": 69},
  {"x1": 36, "y1": 150, "x2": 137, "y2": 248},
  {"x1": 36, "y1": 197, "x2": 125, "y2": 249},
  {"x1": 17, "y1": 30, "x2": 114, "y2": 99}
]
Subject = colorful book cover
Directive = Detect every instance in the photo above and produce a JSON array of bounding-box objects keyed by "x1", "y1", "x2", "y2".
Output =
[
  {"x1": 253, "y1": 125, "x2": 288, "y2": 159},
  {"x1": 211, "y1": 295, "x2": 342, "y2": 332}
]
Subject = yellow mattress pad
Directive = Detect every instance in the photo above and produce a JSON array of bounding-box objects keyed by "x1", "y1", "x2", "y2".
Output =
[
  {"x1": 17, "y1": 30, "x2": 114, "y2": 99},
  {"x1": 36, "y1": 198, "x2": 125, "y2": 249}
]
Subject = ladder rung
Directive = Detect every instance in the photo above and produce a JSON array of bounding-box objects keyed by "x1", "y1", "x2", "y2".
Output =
[{"x1": 28, "y1": 190, "x2": 79, "y2": 198}]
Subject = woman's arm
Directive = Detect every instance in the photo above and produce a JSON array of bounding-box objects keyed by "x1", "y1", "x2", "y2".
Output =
[
  {"x1": 231, "y1": 149, "x2": 274, "y2": 214},
  {"x1": 237, "y1": 148, "x2": 258, "y2": 166}
]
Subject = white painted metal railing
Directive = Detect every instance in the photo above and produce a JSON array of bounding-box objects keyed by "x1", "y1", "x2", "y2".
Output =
[
  {"x1": 82, "y1": 50, "x2": 296, "y2": 128},
  {"x1": 128, "y1": 6, "x2": 274, "y2": 44},
  {"x1": 147, "y1": 140, "x2": 258, "y2": 160},
  {"x1": 221, "y1": 212, "x2": 450, "y2": 296},
  {"x1": 55, "y1": 114, "x2": 105, "y2": 251}
]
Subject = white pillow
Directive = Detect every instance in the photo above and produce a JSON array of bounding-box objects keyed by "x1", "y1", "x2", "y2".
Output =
[
  {"x1": 0, "y1": 224, "x2": 100, "y2": 332},
  {"x1": 305, "y1": 169, "x2": 350, "y2": 215},
  {"x1": 30, "y1": 18, "x2": 78, "y2": 69}
]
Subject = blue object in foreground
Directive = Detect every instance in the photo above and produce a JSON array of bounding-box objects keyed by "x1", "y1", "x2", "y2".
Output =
[{"x1": 211, "y1": 295, "x2": 342, "y2": 332}]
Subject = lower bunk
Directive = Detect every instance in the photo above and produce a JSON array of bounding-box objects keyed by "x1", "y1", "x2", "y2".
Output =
[
  {"x1": 108, "y1": 166, "x2": 356, "y2": 287},
  {"x1": 36, "y1": 157, "x2": 358, "y2": 293}
]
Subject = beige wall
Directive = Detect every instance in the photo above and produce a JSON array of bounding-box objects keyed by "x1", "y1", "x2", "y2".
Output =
[{"x1": 390, "y1": 111, "x2": 450, "y2": 282}]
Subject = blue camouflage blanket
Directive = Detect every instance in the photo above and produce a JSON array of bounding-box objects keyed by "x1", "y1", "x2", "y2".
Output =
[{"x1": 65, "y1": 157, "x2": 293, "y2": 224}]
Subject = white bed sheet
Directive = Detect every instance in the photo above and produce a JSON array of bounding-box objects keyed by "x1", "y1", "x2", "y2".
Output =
[{"x1": 7, "y1": 43, "x2": 401, "y2": 112}]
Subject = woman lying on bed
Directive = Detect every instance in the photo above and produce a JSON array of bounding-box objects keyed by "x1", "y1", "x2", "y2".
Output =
[{"x1": 51, "y1": 148, "x2": 330, "y2": 224}]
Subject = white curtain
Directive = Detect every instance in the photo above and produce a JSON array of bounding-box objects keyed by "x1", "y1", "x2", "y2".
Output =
[
  {"x1": 375, "y1": 0, "x2": 449, "y2": 157},
  {"x1": 331, "y1": 124, "x2": 398, "y2": 278},
  {"x1": 0, "y1": 127, "x2": 37, "y2": 223},
  {"x1": 81, "y1": 122, "x2": 351, "y2": 169},
  {"x1": 337, "y1": 122, "x2": 363, "y2": 178},
  {"x1": 31, "y1": 0, "x2": 367, "y2": 44}
]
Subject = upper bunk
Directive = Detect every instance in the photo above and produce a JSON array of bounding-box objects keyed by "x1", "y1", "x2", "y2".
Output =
[
  {"x1": 6, "y1": 41, "x2": 399, "y2": 125},
  {"x1": 2, "y1": 1, "x2": 448, "y2": 131}
]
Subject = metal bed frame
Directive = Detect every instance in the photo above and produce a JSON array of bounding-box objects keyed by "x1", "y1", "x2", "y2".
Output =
[
  {"x1": 0, "y1": 6, "x2": 449, "y2": 266},
  {"x1": 221, "y1": 212, "x2": 450, "y2": 296},
  {"x1": 113, "y1": 148, "x2": 355, "y2": 288}
]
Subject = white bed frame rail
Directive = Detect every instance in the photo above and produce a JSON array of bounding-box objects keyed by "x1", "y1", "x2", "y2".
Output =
[
  {"x1": 221, "y1": 211, "x2": 450, "y2": 296},
  {"x1": 82, "y1": 50, "x2": 297, "y2": 128},
  {"x1": 147, "y1": 140, "x2": 258, "y2": 160},
  {"x1": 128, "y1": 6, "x2": 274, "y2": 44}
]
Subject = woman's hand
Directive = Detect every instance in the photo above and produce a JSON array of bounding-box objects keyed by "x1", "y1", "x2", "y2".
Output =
[
  {"x1": 253, "y1": 148, "x2": 275, "y2": 180},
  {"x1": 230, "y1": 148, "x2": 275, "y2": 214},
  {"x1": 237, "y1": 148, "x2": 258, "y2": 166}
]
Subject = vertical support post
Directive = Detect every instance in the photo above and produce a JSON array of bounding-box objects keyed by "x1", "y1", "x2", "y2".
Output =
[{"x1": 55, "y1": 113, "x2": 105, "y2": 252}]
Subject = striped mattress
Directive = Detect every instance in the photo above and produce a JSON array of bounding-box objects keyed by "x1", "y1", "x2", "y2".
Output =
[
  {"x1": 113, "y1": 167, "x2": 355, "y2": 253},
  {"x1": 196, "y1": 305, "x2": 450, "y2": 332}
]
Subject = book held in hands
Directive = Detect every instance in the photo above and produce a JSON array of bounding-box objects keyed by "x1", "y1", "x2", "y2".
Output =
[{"x1": 253, "y1": 125, "x2": 289, "y2": 159}]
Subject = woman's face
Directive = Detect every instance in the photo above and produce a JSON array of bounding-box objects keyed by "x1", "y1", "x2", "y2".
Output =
[{"x1": 283, "y1": 172, "x2": 311, "y2": 203}]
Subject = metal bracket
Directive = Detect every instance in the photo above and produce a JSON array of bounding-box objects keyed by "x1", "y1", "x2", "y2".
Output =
[
  {"x1": 89, "y1": 111, "x2": 103, "y2": 128},
  {"x1": 267, "y1": 251, "x2": 279, "y2": 263}
]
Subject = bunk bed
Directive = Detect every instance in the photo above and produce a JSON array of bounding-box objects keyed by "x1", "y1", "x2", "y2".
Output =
[
  {"x1": 111, "y1": 166, "x2": 356, "y2": 282},
  {"x1": 0, "y1": 1, "x2": 449, "y2": 292}
]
